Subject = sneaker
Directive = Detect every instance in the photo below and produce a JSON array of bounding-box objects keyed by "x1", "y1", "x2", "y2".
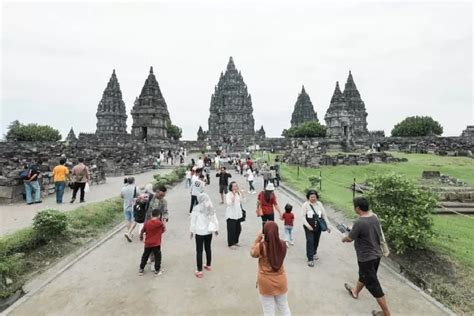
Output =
[
  {"x1": 154, "y1": 269, "x2": 163, "y2": 276},
  {"x1": 138, "y1": 269, "x2": 144, "y2": 276},
  {"x1": 307, "y1": 260, "x2": 315, "y2": 267},
  {"x1": 194, "y1": 271, "x2": 203, "y2": 278},
  {"x1": 229, "y1": 245, "x2": 238, "y2": 250},
  {"x1": 80, "y1": 200, "x2": 85, "y2": 203},
  {"x1": 204, "y1": 265, "x2": 212, "y2": 271},
  {"x1": 70, "y1": 198, "x2": 75, "y2": 203},
  {"x1": 314, "y1": 255, "x2": 320, "y2": 260},
  {"x1": 34, "y1": 200, "x2": 42, "y2": 204},
  {"x1": 290, "y1": 241, "x2": 294, "y2": 245},
  {"x1": 124, "y1": 233, "x2": 132, "y2": 242}
]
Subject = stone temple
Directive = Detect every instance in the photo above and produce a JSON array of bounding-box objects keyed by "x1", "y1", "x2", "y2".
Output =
[
  {"x1": 325, "y1": 71, "x2": 369, "y2": 139},
  {"x1": 95, "y1": 70, "x2": 128, "y2": 135},
  {"x1": 131, "y1": 67, "x2": 171, "y2": 141},
  {"x1": 290, "y1": 85, "x2": 318, "y2": 127},
  {"x1": 207, "y1": 57, "x2": 255, "y2": 147}
]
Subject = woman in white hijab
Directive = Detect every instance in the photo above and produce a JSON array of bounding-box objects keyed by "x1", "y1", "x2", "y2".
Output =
[{"x1": 190, "y1": 193, "x2": 219, "y2": 278}]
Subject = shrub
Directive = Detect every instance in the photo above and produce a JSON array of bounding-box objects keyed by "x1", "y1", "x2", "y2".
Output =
[
  {"x1": 33, "y1": 210, "x2": 68, "y2": 241},
  {"x1": 5, "y1": 120, "x2": 62, "y2": 142},
  {"x1": 308, "y1": 175, "x2": 321, "y2": 188},
  {"x1": 282, "y1": 121, "x2": 326, "y2": 138},
  {"x1": 391, "y1": 116, "x2": 443, "y2": 137},
  {"x1": 365, "y1": 174, "x2": 438, "y2": 254}
]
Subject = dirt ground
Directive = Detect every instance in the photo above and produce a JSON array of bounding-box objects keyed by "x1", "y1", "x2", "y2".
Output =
[{"x1": 6, "y1": 171, "x2": 451, "y2": 315}]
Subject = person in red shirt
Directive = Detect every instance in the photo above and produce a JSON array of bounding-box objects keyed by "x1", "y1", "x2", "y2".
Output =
[
  {"x1": 281, "y1": 204, "x2": 295, "y2": 247},
  {"x1": 256, "y1": 183, "x2": 282, "y2": 232},
  {"x1": 139, "y1": 209, "x2": 165, "y2": 276}
]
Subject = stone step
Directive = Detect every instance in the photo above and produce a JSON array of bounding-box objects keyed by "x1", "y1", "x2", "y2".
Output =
[
  {"x1": 439, "y1": 201, "x2": 474, "y2": 209},
  {"x1": 436, "y1": 208, "x2": 474, "y2": 215}
]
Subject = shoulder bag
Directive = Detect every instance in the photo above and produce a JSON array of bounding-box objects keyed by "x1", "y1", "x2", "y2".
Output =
[
  {"x1": 310, "y1": 204, "x2": 328, "y2": 232},
  {"x1": 373, "y1": 213, "x2": 390, "y2": 257}
]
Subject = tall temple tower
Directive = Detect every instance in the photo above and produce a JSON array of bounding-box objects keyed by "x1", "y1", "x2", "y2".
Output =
[
  {"x1": 95, "y1": 70, "x2": 128, "y2": 135},
  {"x1": 290, "y1": 85, "x2": 318, "y2": 127},
  {"x1": 343, "y1": 71, "x2": 369, "y2": 137},
  {"x1": 207, "y1": 57, "x2": 255, "y2": 147},
  {"x1": 325, "y1": 81, "x2": 354, "y2": 138},
  {"x1": 131, "y1": 67, "x2": 171, "y2": 141}
]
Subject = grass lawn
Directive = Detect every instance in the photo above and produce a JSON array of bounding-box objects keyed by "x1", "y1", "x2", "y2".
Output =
[{"x1": 274, "y1": 152, "x2": 474, "y2": 267}]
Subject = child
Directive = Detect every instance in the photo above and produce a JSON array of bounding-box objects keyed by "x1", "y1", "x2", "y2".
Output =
[
  {"x1": 185, "y1": 168, "x2": 192, "y2": 188},
  {"x1": 139, "y1": 209, "x2": 165, "y2": 276},
  {"x1": 281, "y1": 203, "x2": 295, "y2": 247}
]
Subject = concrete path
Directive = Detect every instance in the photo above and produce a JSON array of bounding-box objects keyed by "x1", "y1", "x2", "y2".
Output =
[
  {"x1": 0, "y1": 168, "x2": 172, "y2": 236},
  {"x1": 7, "y1": 171, "x2": 450, "y2": 315}
]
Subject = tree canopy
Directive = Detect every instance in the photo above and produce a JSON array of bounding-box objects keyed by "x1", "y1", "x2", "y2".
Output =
[
  {"x1": 391, "y1": 116, "x2": 443, "y2": 137},
  {"x1": 5, "y1": 120, "x2": 62, "y2": 142},
  {"x1": 282, "y1": 121, "x2": 326, "y2": 138},
  {"x1": 167, "y1": 123, "x2": 182, "y2": 140}
]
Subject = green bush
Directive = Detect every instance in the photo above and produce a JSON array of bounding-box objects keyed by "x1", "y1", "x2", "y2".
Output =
[
  {"x1": 391, "y1": 116, "x2": 443, "y2": 137},
  {"x1": 33, "y1": 210, "x2": 68, "y2": 241},
  {"x1": 365, "y1": 174, "x2": 438, "y2": 254},
  {"x1": 5, "y1": 120, "x2": 62, "y2": 142}
]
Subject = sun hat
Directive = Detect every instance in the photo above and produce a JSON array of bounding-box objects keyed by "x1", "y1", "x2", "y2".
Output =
[{"x1": 266, "y1": 183, "x2": 275, "y2": 191}]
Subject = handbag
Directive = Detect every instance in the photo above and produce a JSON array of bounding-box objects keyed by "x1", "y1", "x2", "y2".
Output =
[
  {"x1": 373, "y1": 213, "x2": 390, "y2": 257},
  {"x1": 309, "y1": 204, "x2": 327, "y2": 232},
  {"x1": 239, "y1": 208, "x2": 246, "y2": 222}
]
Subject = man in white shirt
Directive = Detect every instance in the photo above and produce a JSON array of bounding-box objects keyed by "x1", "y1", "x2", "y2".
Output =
[
  {"x1": 197, "y1": 157, "x2": 204, "y2": 169},
  {"x1": 246, "y1": 168, "x2": 256, "y2": 193}
]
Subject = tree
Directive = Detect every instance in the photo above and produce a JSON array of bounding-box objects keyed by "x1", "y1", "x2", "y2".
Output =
[
  {"x1": 5, "y1": 120, "x2": 62, "y2": 142},
  {"x1": 365, "y1": 174, "x2": 438, "y2": 254},
  {"x1": 391, "y1": 116, "x2": 443, "y2": 137},
  {"x1": 166, "y1": 123, "x2": 182, "y2": 140},
  {"x1": 282, "y1": 121, "x2": 326, "y2": 138}
]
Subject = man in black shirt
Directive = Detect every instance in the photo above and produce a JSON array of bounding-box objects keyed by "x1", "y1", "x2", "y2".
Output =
[
  {"x1": 216, "y1": 167, "x2": 231, "y2": 204},
  {"x1": 342, "y1": 197, "x2": 391, "y2": 316}
]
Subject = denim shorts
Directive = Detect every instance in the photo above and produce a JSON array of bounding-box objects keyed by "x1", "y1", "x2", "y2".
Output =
[{"x1": 124, "y1": 209, "x2": 134, "y2": 222}]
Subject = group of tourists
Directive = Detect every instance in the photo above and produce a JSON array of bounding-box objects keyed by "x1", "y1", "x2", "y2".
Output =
[
  {"x1": 21, "y1": 157, "x2": 91, "y2": 205},
  {"x1": 121, "y1": 155, "x2": 390, "y2": 316}
]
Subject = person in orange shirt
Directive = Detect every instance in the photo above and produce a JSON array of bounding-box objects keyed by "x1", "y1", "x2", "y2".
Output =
[
  {"x1": 52, "y1": 158, "x2": 69, "y2": 204},
  {"x1": 251, "y1": 221, "x2": 291, "y2": 316}
]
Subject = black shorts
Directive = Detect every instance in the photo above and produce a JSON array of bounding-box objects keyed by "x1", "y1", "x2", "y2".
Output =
[
  {"x1": 219, "y1": 184, "x2": 228, "y2": 194},
  {"x1": 358, "y1": 258, "x2": 384, "y2": 298}
]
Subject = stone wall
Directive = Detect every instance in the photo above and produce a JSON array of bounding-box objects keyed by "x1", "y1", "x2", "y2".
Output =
[{"x1": 0, "y1": 138, "x2": 180, "y2": 204}]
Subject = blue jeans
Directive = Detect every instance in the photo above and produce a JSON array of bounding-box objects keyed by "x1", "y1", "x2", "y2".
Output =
[
  {"x1": 24, "y1": 180, "x2": 41, "y2": 204},
  {"x1": 284, "y1": 225, "x2": 293, "y2": 243},
  {"x1": 55, "y1": 182, "x2": 66, "y2": 203}
]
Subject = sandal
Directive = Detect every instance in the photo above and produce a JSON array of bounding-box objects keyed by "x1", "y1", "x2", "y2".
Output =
[
  {"x1": 344, "y1": 283, "x2": 358, "y2": 299},
  {"x1": 371, "y1": 311, "x2": 383, "y2": 316}
]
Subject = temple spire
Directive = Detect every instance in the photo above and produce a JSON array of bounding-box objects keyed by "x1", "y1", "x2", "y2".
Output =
[
  {"x1": 330, "y1": 81, "x2": 344, "y2": 103},
  {"x1": 301, "y1": 85, "x2": 306, "y2": 94},
  {"x1": 150, "y1": 66, "x2": 154, "y2": 74},
  {"x1": 227, "y1": 56, "x2": 236, "y2": 71}
]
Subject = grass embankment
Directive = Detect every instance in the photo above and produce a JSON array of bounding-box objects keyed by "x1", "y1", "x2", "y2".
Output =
[
  {"x1": 0, "y1": 167, "x2": 186, "y2": 306},
  {"x1": 275, "y1": 152, "x2": 474, "y2": 313}
]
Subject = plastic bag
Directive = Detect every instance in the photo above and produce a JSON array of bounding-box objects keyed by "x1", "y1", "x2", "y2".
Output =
[{"x1": 84, "y1": 182, "x2": 90, "y2": 193}]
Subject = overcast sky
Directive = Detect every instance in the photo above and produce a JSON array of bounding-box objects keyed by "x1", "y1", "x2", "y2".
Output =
[{"x1": 1, "y1": 1, "x2": 472, "y2": 140}]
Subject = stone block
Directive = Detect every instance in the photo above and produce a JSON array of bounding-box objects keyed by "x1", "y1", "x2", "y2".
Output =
[
  {"x1": 0, "y1": 186, "x2": 13, "y2": 199},
  {"x1": 422, "y1": 171, "x2": 440, "y2": 179}
]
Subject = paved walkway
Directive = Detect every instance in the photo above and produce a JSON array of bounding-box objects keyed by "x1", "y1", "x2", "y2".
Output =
[
  {"x1": 7, "y1": 171, "x2": 449, "y2": 315},
  {"x1": 0, "y1": 168, "x2": 172, "y2": 236}
]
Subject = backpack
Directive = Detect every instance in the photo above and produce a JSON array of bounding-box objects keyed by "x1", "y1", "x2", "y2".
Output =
[
  {"x1": 133, "y1": 200, "x2": 148, "y2": 224},
  {"x1": 20, "y1": 168, "x2": 32, "y2": 180}
]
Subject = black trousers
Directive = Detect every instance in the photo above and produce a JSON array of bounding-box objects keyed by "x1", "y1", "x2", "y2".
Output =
[
  {"x1": 195, "y1": 234, "x2": 213, "y2": 271},
  {"x1": 261, "y1": 213, "x2": 275, "y2": 232},
  {"x1": 72, "y1": 182, "x2": 86, "y2": 201},
  {"x1": 140, "y1": 246, "x2": 161, "y2": 271},
  {"x1": 226, "y1": 218, "x2": 242, "y2": 246},
  {"x1": 248, "y1": 180, "x2": 255, "y2": 191},
  {"x1": 263, "y1": 179, "x2": 269, "y2": 190},
  {"x1": 189, "y1": 195, "x2": 198, "y2": 213},
  {"x1": 304, "y1": 225, "x2": 322, "y2": 261},
  {"x1": 358, "y1": 258, "x2": 384, "y2": 298}
]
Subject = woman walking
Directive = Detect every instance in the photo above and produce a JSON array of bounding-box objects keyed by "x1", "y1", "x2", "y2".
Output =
[
  {"x1": 190, "y1": 193, "x2": 219, "y2": 278},
  {"x1": 302, "y1": 190, "x2": 331, "y2": 267},
  {"x1": 257, "y1": 183, "x2": 282, "y2": 231},
  {"x1": 225, "y1": 181, "x2": 244, "y2": 249},
  {"x1": 251, "y1": 221, "x2": 291, "y2": 316}
]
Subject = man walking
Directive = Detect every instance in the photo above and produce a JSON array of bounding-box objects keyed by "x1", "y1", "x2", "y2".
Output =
[
  {"x1": 70, "y1": 158, "x2": 90, "y2": 203},
  {"x1": 342, "y1": 197, "x2": 391, "y2": 316},
  {"x1": 22, "y1": 159, "x2": 43, "y2": 205}
]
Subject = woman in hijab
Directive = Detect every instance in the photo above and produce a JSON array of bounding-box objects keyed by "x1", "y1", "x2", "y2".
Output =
[
  {"x1": 190, "y1": 193, "x2": 219, "y2": 278},
  {"x1": 251, "y1": 221, "x2": 291, "y2": 316}
]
